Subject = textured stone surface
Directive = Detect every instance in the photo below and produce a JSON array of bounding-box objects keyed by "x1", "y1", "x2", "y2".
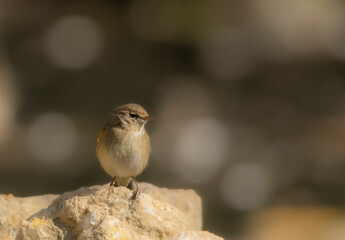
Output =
[
  {"x1": 5, "y1": 183, "x2": 223, "y2": 239},
  {"x1": 171, "y1": 231, "x2": 224, "y2": 240},
  {"x1": 140, "y1": 183, "x2": 202, "y2": 231},
  {"x1": 0, "y1": 193, "x2": 58, "y2": 240}
]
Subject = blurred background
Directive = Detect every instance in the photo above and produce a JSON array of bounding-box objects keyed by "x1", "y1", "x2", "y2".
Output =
[{"x1": 1, "y1": 0, "x2": 345, "y2": 239}]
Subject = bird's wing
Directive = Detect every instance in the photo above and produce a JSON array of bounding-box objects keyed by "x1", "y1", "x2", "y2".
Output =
[{"x1": 97, "y1": 129, "x2": 105, "y2": 143}]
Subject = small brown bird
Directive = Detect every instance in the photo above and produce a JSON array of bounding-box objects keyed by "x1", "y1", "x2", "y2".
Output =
[{"x1": 96, "y1": 103, "x2": 152, "y2": 198}]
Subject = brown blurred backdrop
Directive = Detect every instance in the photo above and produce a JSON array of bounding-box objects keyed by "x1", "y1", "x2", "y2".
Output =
[{"x1": 1, "y1": 0, "x2": 345, "y2": 239}]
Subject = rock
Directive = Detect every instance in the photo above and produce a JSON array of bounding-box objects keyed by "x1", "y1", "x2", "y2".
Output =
[
  {"x1": 0, "y1": 193, "x2": 58, "y2": 240},
  {"x1": 140, "y1": 183, "x2": 202, "y2": 231},
  {"x1": 171, "y1": 231, "x2": 224, "y2": 240},
  {"x1": 10, "y1": 183, "x2": 224, "y2": 240}
]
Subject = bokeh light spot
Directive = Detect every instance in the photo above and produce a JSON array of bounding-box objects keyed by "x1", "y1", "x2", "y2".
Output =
[
  {"x1": 221, "y1": 163, "x2": 271, "y2": 210},
  {"x1": 0, "y1": 63, "x2": 17, "y2": 148},
  {"x1": 28, "y1": 112, "x2": 78, "y2": 163},
  {"x1": 45, "y1": 15, "x2": 103, "y2": 69},
  {"x1": 172, "y1": 118, "x2": 230, "y2": 184}
]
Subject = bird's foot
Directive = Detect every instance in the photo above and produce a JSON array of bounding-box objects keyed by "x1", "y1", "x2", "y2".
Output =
[{"x1": 129, "y1": 176, "x2": 140, "y2": 200}]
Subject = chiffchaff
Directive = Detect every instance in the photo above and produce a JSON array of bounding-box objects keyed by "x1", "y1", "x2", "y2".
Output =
[{"x1": 96, "y1": 103, "x2": 152, "y2": 199}]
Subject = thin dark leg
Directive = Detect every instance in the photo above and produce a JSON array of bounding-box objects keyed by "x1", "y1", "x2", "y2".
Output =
[
  {"x1": 110, "y1": 177, "x2": 116, "y2": 187},
  {"x1": 108, "y1": 177, "x2": 116, "y2": 197},
  {"x1": 130, "y1": 176, "x2": 139, "y2": 200}
]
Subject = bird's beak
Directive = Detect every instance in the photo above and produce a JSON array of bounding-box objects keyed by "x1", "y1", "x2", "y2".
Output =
[{"x1": 143, "y1": 115, "x2": 154, "y2": 120}]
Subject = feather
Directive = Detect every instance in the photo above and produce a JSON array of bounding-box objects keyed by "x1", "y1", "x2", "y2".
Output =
[{"x1": 97, "y1": 129, "x2": 104, "y2": 143}]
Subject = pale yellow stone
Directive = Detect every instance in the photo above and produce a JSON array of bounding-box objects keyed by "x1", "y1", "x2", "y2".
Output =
[
  {"x1": 3, "y1": 183, "x2": 223, "y2": 240},
  {"x1": 0, "y1": 193, "x2": 57, "y2": 239}
]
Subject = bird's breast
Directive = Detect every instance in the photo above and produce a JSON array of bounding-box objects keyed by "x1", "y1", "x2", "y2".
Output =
[{"x1": 97, "y1": 128, "x2": 150, "y2": 178}]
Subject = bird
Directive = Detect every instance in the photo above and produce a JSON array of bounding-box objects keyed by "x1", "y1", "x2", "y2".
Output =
[{"x1": 96, "y1": 103, "x2": 152, "y2": 199}]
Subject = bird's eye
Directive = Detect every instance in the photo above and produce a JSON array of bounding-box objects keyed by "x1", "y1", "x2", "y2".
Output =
[{"x1": 130, "y1": 113, "x2": 138, "y2": 118}]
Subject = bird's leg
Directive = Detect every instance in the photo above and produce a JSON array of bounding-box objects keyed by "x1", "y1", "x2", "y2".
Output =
[
  {"x1": 130, "y1": 176, "x2": 140, "y2": 200},
  {"x1": 108, "y1": 177, "x2": 116, "y2": 198},
  {"x1": 110, "y1": 176, "x2": 116, "y2": 187}
]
